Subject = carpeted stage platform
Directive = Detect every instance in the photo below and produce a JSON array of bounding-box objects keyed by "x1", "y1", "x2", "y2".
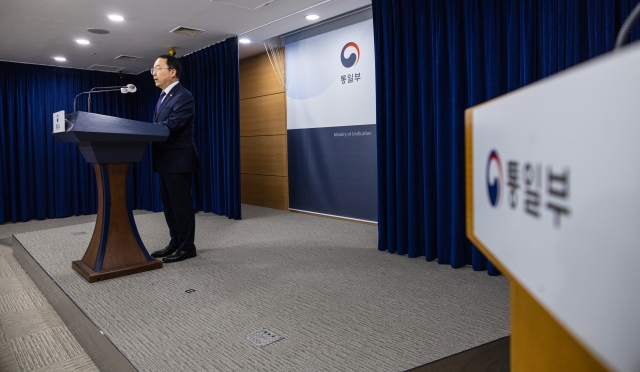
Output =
[{"x1": 12, "y1": 205, "x2": 509, "y2": 372}]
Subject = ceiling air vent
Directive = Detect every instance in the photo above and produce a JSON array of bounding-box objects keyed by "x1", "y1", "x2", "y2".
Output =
[
  {"x1": 87, "y1": 64, "x2": 124, "y2": 72},
  {"x1": 169, "y1": 26, "x2": 205, "y2": 37},
  {"x1": 115, "y1": 55, "x2": 142, "y2": 62},
  {"x1": 210, "y1": 0, "x2": 274, "y2": 10}
]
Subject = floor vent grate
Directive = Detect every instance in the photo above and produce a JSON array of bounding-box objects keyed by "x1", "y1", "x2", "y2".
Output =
[{"x1": 246, "y1": 328, "x2": 283, "y2": 347}]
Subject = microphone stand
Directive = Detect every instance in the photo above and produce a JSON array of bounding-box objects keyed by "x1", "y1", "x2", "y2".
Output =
[
  {"x1": 73, "y1": 86, "x2": 131, "y2": 112},
  {"x1": 87, "y1": 86, "x2": 126, "y2": 113}
]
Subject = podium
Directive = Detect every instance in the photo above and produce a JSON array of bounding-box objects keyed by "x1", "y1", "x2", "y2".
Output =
[
  {"x1": 466, "y1": 44, "x2": 640, "y2": 371},
  {"x1": 54, "y1": 112, "x2": 169, "y2": 283}
]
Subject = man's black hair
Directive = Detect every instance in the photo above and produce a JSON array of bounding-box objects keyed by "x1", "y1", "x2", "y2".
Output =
[{"x1": 158, "y1": 55, "x2": 181, "y2": 79}]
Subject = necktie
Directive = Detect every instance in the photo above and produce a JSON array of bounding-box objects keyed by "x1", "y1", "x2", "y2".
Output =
[{"x1": 155, "y1": 91, "x2": 166, "y2": 115}]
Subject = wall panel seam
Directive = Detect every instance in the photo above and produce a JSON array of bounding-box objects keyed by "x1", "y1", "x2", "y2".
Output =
[
  {"x1": 240, "y1": 92, "x2": 285, "y2": 100},
  {"x1": 241, "y1": 173, "x2": 287, "y2": 177}
]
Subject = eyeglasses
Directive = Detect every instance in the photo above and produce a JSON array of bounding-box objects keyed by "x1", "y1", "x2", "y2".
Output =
[{"x1": 150, "y1": 67, "x2": 174, "y2": 74}]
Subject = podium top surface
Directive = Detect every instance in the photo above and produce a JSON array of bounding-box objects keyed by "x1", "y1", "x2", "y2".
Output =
[{"x1": 54, "y1": 111, "x2": 168, "y2": 143}]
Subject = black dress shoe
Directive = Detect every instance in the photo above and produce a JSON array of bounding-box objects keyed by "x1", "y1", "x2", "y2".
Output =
[
  {"x1": 151, "y1": 245, "x2": 177, "y2": 258},
  {"x1": 162, "y1": 249, "x2": 197, "y2": 263}
]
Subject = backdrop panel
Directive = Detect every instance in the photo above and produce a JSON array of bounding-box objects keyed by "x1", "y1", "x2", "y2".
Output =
[{"x1": 286, "y1": 18, "x2": 377, "y2": 222}]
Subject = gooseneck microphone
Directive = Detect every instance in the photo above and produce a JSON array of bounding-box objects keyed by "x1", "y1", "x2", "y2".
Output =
[{"x1": 73, "y1": 85, "x2": 137, "y2": 112}]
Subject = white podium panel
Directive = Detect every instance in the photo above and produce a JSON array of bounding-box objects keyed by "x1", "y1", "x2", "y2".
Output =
[{"x1": 467, "y1": 43, "x2": 640, "y2": 372}]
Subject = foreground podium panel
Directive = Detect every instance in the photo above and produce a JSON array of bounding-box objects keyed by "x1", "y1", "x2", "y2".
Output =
[
  {"x1": 54, "y1": 112, "x2": 168, "y2": 282},
  {"x1": 466, "y1": 44, "x2": 640, "y2": 371},
  {"x1": 510, "y1": 282, "x2": 605, "y2": 372}
]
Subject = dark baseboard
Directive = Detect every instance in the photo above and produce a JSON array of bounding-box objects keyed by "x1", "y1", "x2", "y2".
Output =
[{"x1": 407, "y1": 336, "x2": 510, "y2": 372}]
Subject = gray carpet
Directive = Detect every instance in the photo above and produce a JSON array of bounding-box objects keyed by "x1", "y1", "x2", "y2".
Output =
[
  {"x1": 0, "y1": 244, "x2": 99, "y2": 372},
  {"x1": 13, "y1": 205, "x2": 510, "y2": 372},
  {"x1": 0, "y1": 210, "x2": 151, "y2": 244}
]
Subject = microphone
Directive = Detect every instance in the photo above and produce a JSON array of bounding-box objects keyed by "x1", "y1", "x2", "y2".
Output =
[
  {"x1": 119, "y1": 84, "x2": 137, "y2": 93},
  {"x1": 73, "y1": 85, "x2": 137, "y2": 112}
]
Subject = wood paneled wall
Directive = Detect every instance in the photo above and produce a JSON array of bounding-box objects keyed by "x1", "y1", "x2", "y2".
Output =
[{"x1": 240, "y1": 53, "x2": 288, "y2": 210}]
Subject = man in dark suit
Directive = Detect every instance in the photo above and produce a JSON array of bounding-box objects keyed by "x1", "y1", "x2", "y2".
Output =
[{"x1": 149, "y1": 55, "x2": 201, "y2": 263}]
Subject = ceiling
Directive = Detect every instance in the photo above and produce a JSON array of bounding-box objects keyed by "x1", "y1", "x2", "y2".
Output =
[{"x1": 0, "y1": 0, "x2": 371, "y2": 74}]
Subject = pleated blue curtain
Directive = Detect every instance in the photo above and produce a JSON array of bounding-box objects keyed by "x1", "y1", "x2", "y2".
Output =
[
  {"x1": 128, "y1": 72, "x2": 163, "y2": 213},
  {"x1": 372, "y1": 0, "x2": 640, "y2": 275},
  {"x1": 179, "y1": 37, "x2": 241, "y2": 219},
  {"x1": 0, "y1": 37, "x2": 241, "y2": 224},
  {"x1": 132, "y1": 37, "x2": 241, "y2": 219},
  {"x1": 0, "y1": 62, "x2": 138, "y2": 224}
]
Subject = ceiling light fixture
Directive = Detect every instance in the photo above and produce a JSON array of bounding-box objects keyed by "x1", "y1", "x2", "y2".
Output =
[
  {"x1": 108, "y1": 15, "x2": 124, "y2": 21},
  {"x1": 54, "y1": 57, "x2": 67, "y2": 62},
  {"x1": 305, "y1": 14, "x2": 320, "y2": 20},
  {"x1": 239, "y1": 38, "x2": 251, "y2": 44},
  {"x1": 76, "y1": 39, "x2": 90, "y2": 45}
]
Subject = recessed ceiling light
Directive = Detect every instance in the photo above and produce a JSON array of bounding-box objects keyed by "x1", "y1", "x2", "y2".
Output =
[
  {"x1": 54, "y1": 57, "x2": 66, "y2": 62},
  {"x1": 108, "y1": 15, "x2": 124, "y2": 21},
  {"x1": 306, "y1": 15, "x2": 320, "y2": 20},
  {"x1": 76, "y1": 39, "x2": 90, "y2": 45},
  {"x1": 239, "y1": 38, "x2": 251, "y2": 44}
]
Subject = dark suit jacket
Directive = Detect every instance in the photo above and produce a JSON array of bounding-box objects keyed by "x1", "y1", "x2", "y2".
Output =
[{"x1": 152, "y1": 83, "x2": 201, "y2": 174}]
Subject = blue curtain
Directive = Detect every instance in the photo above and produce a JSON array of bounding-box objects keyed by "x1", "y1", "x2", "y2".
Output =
[
  {"x1": 132, "y1": 37, "x2": 242, "y2": 219},
  {"x1": 372, "y1": 0, "x2": 640, "y2": 275},
  {"x1": 180, "y1": 37, "x2": 242, "y2": 220},
  {"x1": 0, "y1": 62, "x2": 138, "y2": 223},
  {"x1": 0, "y1": 37, "x2": 241, "y2": 224}
]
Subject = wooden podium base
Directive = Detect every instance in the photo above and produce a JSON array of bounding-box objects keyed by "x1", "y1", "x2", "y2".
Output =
[
  {"x1": 72, "y1": 259, "x2": 162, "y2": 283},
  {"x1": 75, "y1": 163, "x2": 162, "y2": 283}
]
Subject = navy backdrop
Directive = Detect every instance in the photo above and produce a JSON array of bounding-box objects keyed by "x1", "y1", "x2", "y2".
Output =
[{"x1": 288, "y1": 124, "x2": 377, "y2": 221}]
